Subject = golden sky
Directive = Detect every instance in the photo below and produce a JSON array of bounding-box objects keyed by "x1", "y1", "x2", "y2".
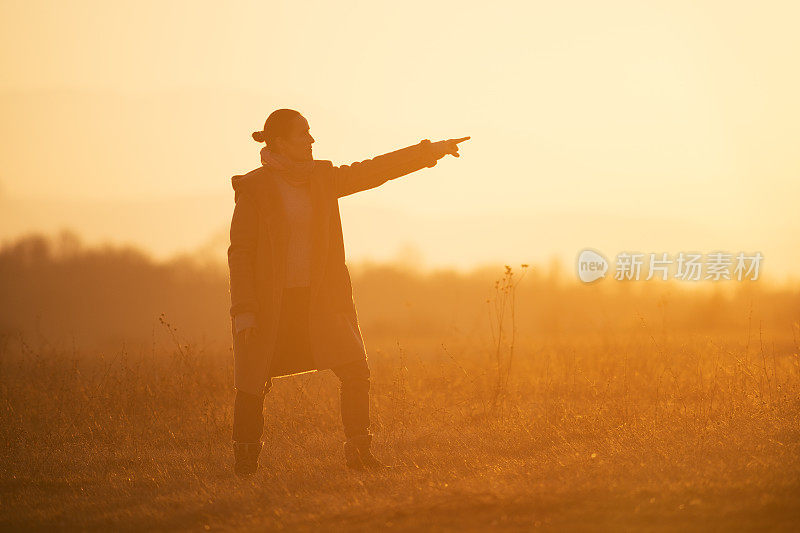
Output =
[{"x1": 1, "y1": 1, "x2": 798, "y2": 283}]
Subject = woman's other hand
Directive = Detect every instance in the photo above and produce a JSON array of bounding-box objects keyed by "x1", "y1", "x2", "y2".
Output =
[{"x1": 241, "y1": 326, "x2": 257, "y2": 345}]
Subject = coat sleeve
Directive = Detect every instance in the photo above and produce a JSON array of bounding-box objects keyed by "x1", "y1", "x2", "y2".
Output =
[
  {"x1": 227, "y1": 192, "x2": 259, "y2": 318},
  {"x1": 328, "y1": 139, "x2": 440, "y2": 198}
]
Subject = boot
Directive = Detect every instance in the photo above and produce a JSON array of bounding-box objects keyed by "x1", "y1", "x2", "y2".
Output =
[
  {"x1": 233, "y1": 441, "x2": 263, "y2": 476},
  {"x1": 343, "y1": 434, "x2": 391, "y2": 471}
]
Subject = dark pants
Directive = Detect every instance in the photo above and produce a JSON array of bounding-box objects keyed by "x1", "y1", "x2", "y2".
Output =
[{"x1": 232, "y1": 286, "x2": 371, "y2": 443}]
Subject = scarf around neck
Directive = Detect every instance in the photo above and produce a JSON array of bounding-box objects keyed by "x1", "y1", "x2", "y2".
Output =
[{"x1": 260, "y1": 146, "x2": 315, "y2": 186}]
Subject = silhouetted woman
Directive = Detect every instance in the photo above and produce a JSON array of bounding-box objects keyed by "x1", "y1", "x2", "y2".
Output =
[{"x1": 228, "y1": 108, "x2": 468, "y2": 475}]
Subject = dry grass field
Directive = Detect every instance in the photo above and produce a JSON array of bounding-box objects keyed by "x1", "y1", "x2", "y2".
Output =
[{"x1": 1, "y1": 240, "x2": 799, "y2": 531}]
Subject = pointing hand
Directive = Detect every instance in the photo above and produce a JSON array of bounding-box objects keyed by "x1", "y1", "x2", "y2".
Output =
[{"x1": 429, "y1": 136, "x2": 470, "y2": 160}]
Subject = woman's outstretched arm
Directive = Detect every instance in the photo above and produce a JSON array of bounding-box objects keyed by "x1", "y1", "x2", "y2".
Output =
[{"x1": 324, "y1": 137, "x2": 469, "y2": 198}]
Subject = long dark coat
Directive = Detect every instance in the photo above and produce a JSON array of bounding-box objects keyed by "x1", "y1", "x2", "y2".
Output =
[{"x1": 228, "y1": 139, "x2": 439, "y2": 395}]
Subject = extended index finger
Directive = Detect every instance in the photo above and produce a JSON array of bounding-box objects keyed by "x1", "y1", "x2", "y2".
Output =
[{"x1": 450, "y1": 136, "x2": 471, "y2": 144}]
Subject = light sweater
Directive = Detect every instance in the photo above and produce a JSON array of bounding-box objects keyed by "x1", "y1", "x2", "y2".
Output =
[
  {"x1": 234, "y1": 175, "x2": 313, "y2": 334},
  {"x1": 274, "y1": 175, "x2": 313, "y2": 288}
]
